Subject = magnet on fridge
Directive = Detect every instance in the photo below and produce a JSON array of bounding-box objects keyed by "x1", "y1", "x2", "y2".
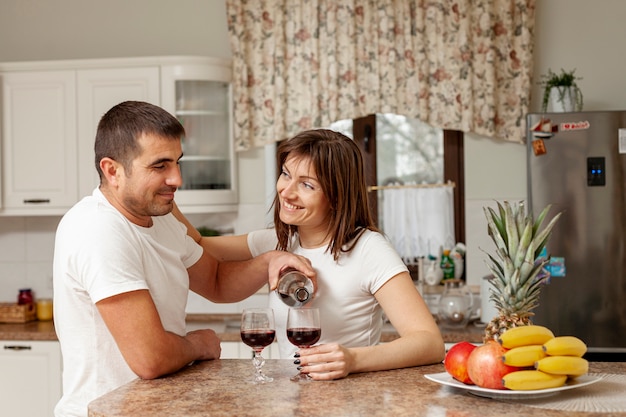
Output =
[
  {"x1": 531, "y1": 117, "x2": 557, "y2": 140},
  {"x1": 532, "y1": 139, "x2": 547, "y2": 156},
  {"x1": 545, "y1": 256, "x2": 566, "y2": 277}
]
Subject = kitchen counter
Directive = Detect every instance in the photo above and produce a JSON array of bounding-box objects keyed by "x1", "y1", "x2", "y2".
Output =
[
  {"x1": 88, "y1": 360, "x2": 626, "y2": 417},
  {"x1": 0, "y1": 314, "x2": 487, "y2": 344},
  {"x1": 0, "y1": 319, "x2": 57, "y2": 340}
]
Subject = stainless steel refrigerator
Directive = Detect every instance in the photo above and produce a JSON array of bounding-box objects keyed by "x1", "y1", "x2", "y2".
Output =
[{"x1": 527, "y1": 110, "x2": 626, "y2": 361}]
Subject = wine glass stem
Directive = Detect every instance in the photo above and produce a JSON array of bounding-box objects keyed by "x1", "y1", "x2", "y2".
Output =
[{"x1": 253, "y1": 351, "x2": 266, "y2": 381}]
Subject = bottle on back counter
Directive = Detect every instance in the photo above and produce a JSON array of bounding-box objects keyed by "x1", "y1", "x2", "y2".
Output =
[
  {"x1": 276, "y1": 268, "x2": 314, "y2": 307},
  {"x1": 440, "y1": 249, "x2": 455, "y2": 281},
  {"x1": 17, "y1": 288, "x2": 34, "y2": 305}
]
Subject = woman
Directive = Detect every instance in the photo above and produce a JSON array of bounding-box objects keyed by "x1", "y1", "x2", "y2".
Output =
[{"x1": 180, "y1": 129, "x2": 444, "y2": 380}]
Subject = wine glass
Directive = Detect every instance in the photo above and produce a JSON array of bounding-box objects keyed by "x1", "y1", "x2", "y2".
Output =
[
  {"x1": 286, "y1": 307, "x2": 321, "y2": 382},
  {"x1": 240, "y1": 308, "x2": 276, "y2": 383}
]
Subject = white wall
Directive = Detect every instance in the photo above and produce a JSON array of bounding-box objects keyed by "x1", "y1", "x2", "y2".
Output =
[
  {"x1": 0, "y1": 0, "x2": 232, "y2": 61},
  {"x1": 1, "y1": 0, "x2": 626, "y2": 302}
]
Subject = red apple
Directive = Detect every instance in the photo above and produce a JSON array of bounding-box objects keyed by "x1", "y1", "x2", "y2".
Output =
[
  {"x1": 444, "y1": 341, "x2": 477, "y2": 384},
  {"x1": 466, "y1": 341, "x2": 519, "y2": 389}
]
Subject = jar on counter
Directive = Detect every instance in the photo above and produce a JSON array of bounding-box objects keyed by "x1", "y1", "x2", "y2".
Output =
[
  {"x1": 36, "y1": 298, "x2": 53, "y2": 321},
  {"x1": 17, "y1": 288, "x2": 34, "y2": 305}
]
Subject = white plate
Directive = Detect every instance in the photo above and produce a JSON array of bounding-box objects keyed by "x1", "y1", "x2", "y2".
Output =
[{"x1": 424, "y1": 372, "x2": 603, "y2": 400}]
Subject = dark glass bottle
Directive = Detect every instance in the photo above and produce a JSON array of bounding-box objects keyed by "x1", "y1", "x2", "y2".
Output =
[
  {"x1": 276, "y1": 268, "x2": 314, "y2": 307},
  {"x1": 18, "y1": 288, "x2": 34, "y2": 305}
]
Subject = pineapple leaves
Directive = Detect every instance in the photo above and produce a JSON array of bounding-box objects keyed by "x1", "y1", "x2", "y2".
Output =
[
  {"x1": 532, "y1": 204, "x2": 551, "y2": 236},
  {"x1": 482, "y1": 200, "x2": 562, "y2": 330},
  {"x1": 532, "y1": 212, "x2": 563, "y2": 259},
  {"x1": 514, "y1": 219, "x2": 533, "y2": 269},
  {"x1": 484, "y1": 207, "x2": 507, "y2": 252},
  {"x1": 504, "y1": 202, "x2": 520, "y2": 260}
]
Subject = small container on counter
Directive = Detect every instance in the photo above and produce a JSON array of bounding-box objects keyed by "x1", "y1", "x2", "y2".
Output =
[
  {"x1": 36, "y1": 298, "x2": 53, "y2": 321},
  {"x1": 17, "y1": 288, "x2": 34, "y2": 305},
  {"x1": 439, "y1": 250, "x2": 455, "y2": 281}
]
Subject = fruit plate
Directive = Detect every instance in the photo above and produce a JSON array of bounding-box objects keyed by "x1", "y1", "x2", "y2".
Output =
[{"x1": 424, "y1": 372, "x2": 602, "y2": 400}]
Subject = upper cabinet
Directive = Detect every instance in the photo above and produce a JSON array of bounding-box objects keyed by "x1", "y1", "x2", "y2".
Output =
[
  {"x1": 161, "y1": 60, "x2": 237, "y2": 212},
  {"x1": 76, "y1": 66, "x2": 161, "y2": 199},
  {"x1": 0, "y1": 56, "x2": 237, "y2": 216},
  {"x1": 1, "y1": 70, "x2": 78, "y2": 214}
]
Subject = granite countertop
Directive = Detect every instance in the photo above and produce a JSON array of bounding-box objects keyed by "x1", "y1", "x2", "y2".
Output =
[
  {"x1": 88, "y1": 360, "x2": 626, "y2": 417},
  {"x1": 0, "y1": 319, "x2": 57, "y2": 341},
  {"x1": 0, "y1": 314, "x2": 486, "y2": 344}
]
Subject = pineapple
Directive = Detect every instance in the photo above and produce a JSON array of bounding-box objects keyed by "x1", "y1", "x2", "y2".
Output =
[{"x1": 482, "y1": 201, "x2": 562, "y2": 342}]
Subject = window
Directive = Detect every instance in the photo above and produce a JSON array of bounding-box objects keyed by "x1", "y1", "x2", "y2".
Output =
[{"x1": 329, "y1": 114, "x2": 465, "y2": 244}]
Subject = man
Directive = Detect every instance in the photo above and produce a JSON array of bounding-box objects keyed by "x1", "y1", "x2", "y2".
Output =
[{"x1": 53, "y1": 101, "x2": 313, "y2": 417}]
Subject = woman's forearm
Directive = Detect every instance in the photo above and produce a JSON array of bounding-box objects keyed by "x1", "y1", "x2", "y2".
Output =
[{"x1": 349, "y1": 330, "x2": 445, "y2": 374}]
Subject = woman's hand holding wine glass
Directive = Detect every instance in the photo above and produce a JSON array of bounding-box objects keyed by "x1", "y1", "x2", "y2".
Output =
[
  {"x1": 286, "y1": 307, "x2": 321, "y2": 382},
  {"x1": 241, "y1": 308, "x2": 276, "y2": 383}
]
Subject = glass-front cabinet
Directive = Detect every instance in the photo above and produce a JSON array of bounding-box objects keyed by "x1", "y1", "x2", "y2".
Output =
[{"x1": 161, "y1": 58, "x2": 237, "y2": 213}]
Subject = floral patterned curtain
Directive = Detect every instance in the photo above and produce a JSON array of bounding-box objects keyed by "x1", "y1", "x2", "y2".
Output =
[{"x1": 226, "y1": 0, "x2": 536, "y2": 151}]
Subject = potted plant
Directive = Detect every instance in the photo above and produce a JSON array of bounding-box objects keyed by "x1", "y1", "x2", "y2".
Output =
[{"x1": 539, "y1": 68, "x2": 583, "y2": 113}]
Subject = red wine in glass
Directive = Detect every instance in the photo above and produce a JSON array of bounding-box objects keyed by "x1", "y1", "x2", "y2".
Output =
[
  {"x1": 241, "y1": 330, "x2": 276, "y2": 350},
  {"x1": 241, "y1": 308, "x2": 275, "y2": 383},
  {"x1": 286, "y1": 327, "x2": 321, "y2": 347},
  {"x1": 286, "y1": 308, "x2": 321, "y2": 382}
]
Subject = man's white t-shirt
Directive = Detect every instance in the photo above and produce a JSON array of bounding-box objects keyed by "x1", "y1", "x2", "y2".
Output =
[
  {"x1": 53, "y1": 188, "x2": 202, "y2": 417},
  {"x1": 248, "y1": 228, "x2": 408, "y2": 358}
]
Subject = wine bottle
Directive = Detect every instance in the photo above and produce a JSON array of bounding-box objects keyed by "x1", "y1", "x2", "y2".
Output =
[{"x1": 276, "y1": 268, "x2": 314, "y2": 307}]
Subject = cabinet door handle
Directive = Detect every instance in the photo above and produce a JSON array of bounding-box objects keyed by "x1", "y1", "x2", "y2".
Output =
[
  {"x1": 4, "y1": 345, "x2": 32, "y2": 351},
  {"x1": 23, "y1": 199, "x2": 51, "y2": 204}
]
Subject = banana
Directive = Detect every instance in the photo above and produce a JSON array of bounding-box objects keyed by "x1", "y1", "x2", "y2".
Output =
[
  {"x1": 542, "y1": 336, "x2": 587, "y2": 357},
  {"x1": 498, "y1": 325, "x2": 555, "y2": 349},
  {"x1": 535, "y1": 356, "x2": 589, "y2": 377},
  {"x1": 503, "y1": 370, "x2": 567, "y2": 391},
  {"x1": 502, "y1": 345, "x2": 546, "y2": 367}
]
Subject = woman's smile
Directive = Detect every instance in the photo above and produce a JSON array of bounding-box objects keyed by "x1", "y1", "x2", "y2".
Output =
[{"x1": 282, "y1": 200, "x2": 303, "y2": 212}]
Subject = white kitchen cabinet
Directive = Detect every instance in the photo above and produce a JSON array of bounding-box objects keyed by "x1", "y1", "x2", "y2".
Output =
[
  {"x1": 221, "y1": 341, "x2": 280, "y2": 359},
  {"x1": 161, "y1": 59, "x2": 238, "y2": 213},
  {"x1": 0, "y1": 56, "x2": 237, "y2": 216},
  {"x1": 76, "y1": 66, "x2": 160, "y2": 199},
  {"x1": 0, "y1": 340, "x2": 62, "y2": 417},
  {"x1": 268, "y1": 341, "x2": 280, "y2": 359},
  {"x1": 0, "y1": 65, "x2": 159, "y2": 215},
  {"x1": 221, "y1": 341, "x2": 244, "y2": 359},
  {"x1": 1, "y1": 70, "x2": 78, "y2": 213}
]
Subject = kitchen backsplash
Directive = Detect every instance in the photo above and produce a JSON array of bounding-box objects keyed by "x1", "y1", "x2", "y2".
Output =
[
  {"x1": 0, "y1": 200, "x2": 495, "y2": 309},
  {"x1": 0, "y1": 202, "x2": 269, "y2": 311},
  {"x1": 0, "y1": 216, "x2": 57, "y2": 302}
]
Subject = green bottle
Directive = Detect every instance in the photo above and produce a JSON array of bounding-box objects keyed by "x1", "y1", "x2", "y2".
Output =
[{"x1": 440, "y1": 249, "x2": 455, "y2": 281}]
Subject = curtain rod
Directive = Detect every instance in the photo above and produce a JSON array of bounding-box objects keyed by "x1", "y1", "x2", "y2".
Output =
[{"x1": 367, "y1": 180, "x2": 455, "y2": 192}]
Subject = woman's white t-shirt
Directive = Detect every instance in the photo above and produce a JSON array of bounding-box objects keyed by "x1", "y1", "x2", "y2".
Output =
[{"x1": 248, "y1": 228, "x2": 408, "y2": 358}]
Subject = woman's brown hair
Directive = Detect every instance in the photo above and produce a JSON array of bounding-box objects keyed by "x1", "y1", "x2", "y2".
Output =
[{"x1": 272, "y1": 129, "x2": 379, "y2": 260}]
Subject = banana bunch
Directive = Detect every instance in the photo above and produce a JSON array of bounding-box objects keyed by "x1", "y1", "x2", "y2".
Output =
[
  {"x1": 503, "y1": 370, "x2": 567, "y2": 391},
  {"x1": 498, "y1": 325, "x2": 589, "y2": 390},
  {"x1": 498, "y1": 325, "x2": 555, "y2": 349}
]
